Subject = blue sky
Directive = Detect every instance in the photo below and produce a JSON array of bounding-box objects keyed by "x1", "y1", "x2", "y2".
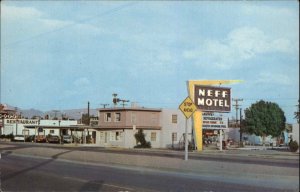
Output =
[{"x1": 1, "y1": 1, "x2": 299, "y2": 123}]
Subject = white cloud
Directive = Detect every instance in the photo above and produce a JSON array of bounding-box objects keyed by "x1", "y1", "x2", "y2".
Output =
[
  {"x1": 1, "y1": 4, "x2": 105, "y2": 47},
  {"x1": 255, "y1": 72, "x2": 292, "y2": 86},
  {"x1": 1, "y1": 4, "x2": 43, "y2": 20},
  {"x1": 271, "y1": 38, "x2": 293, "y2": 53},
  {"x1": 241, "y1": 4, "x2": 299, "y2": 53},
  {"x1": 228, "y1": 27, "x2": 293, "y2": 57},
  {"x1": 183, "y1": 26, "x2": 295, "y2": 69}
]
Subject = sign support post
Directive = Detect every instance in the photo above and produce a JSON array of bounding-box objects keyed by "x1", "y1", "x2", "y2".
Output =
[
  {"x1": 187, "y1": 80, "x2": 242, "y2": 151},
  {"x1": 179, "y1": 96, "x2": 197, "y2": 161},
  {"x1": 185, "y1": 118, "x2": 188, "y2": 160},
  {"x1": 219, "y1": 130, "x2": 222, "y2": 151}
]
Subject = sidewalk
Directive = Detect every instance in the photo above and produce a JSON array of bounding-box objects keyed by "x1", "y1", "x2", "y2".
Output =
[{"x1": 1, "y1": 142, "x2": 299, "y2": 160}]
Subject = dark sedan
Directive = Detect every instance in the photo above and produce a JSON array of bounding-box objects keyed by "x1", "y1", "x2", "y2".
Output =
[{"x1": 46, "y1": 135, "x2": 60, "y2": 143}]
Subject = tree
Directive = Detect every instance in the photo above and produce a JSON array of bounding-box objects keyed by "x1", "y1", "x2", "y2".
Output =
[
  {"x1": 294, "y1": 99, "x2": 299, "y2": 123},
  {"x1": 134, "y1": 129, "x2": 151, "y2": 148},
  {"x1": 289, "y1": 140, "x2": 299, "y2": 152},
  {"x1": 244, "y1": 100, "x2": 286, "y2": 144}
]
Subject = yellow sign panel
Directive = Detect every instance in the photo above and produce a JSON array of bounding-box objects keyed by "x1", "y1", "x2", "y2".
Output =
[
  {"x1": 187, "y1": 80, "x2": 242, "y2": 151},
  {"x1": 179, "y1": 97, "x2": 197, "y2": 119}
]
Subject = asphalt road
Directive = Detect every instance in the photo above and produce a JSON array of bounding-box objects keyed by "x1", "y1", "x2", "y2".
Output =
[
  {"x1": 0, "y1": 154, "x2": 296, "y2": 192},
  {"x1": 1, "y1": 142, "x2": 299, "y2": 168}
]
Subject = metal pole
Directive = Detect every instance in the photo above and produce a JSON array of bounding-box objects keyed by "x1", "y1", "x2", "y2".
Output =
[
  {"x1": 15, "y1": 119, "x2": 18, "y2": 136},
  {"x1": 240, "y1": 108, "x2": 242, "y2": 146},
  {"x1": 35, "y1": 126, "x2": 37, "y2": 143},
  {"x1": 184, "y1": 119, "x2": 188, "y2": 161},
  {"x1": 219, "y1": 130, "x2": 223, "y2": 151}
]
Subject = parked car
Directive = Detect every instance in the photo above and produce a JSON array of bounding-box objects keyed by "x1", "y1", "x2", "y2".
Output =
[
  {"x1": 35, "y1": 135, "x2": 47, "y2": 143},
  {"x1": 13, "y1": 135, "x2": 25, "y2": 142},
  {"x1": 25, "y1": 135, "x2": 36, "y2": 142},
  {"x1": 63, "y1": 135, "x2": 73, "y2": 143},
  {"x1": 46, "y1": 135, "x2": 60, "y2": 143}
]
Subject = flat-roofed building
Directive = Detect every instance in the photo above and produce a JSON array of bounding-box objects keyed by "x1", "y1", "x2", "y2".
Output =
[{"x1": 96, "y1": 107, "x2": 162, "y2": 148}]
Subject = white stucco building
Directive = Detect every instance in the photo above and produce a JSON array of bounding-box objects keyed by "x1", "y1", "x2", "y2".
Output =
[
  {"x1": 93, "y1": 107, "x2": 192, "y2": 149},
  {"x1": 2, "y1": 118, "x2": 78, "y2": 136}
]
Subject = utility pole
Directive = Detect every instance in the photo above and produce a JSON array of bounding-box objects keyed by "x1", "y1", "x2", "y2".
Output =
[
  {"x1": 232, "y1": 98, "x2": 243, "y2": 145},
  {"x1": 87, "y1": 101, "x2": 90, "y2": 125},
  {"x1": 240, "y1": 108, "x2": 243, "y2": 145}
]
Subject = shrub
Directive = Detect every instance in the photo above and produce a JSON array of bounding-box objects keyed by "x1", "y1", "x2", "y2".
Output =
[
  {"x1": 134, "y1": 129, "x2": 151, "y2": 148},
  {"x1": 289, "y1": 140, "x2": 299, "y2": 152}
]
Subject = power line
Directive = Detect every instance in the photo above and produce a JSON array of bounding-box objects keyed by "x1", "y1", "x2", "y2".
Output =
[
  {"x1": 4, "y1": 2, "x2": 138, "y2": 48},
  {"x1": 242, "y1": 98, "x2": 298, "y2": 101}
]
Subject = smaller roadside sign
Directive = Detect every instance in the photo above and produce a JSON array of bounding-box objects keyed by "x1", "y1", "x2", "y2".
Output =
[
  {"x1": 179, "y1": 97, "x2": 197, "y2": 119},
  {"x1": 202, "y1": 112, "x2": 228, "y2": 129}
]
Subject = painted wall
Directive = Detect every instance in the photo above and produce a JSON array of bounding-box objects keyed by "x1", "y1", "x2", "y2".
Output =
[
  {"x1": 291, "y1": 124, "x2": 299, "y2": 144},
  {"x1": 160, "y1": 109, "x2": 192, "y2": 149},
  {"x1": 98, "y1": 108, "x2": 161, "y2": 129},
  {"x1": 95, "y1": 129, "x2": 160, "y2": 148},
  {"x1": 2, "y1": 119, "x2": 77, "y2": 136},
  {"x1": 227, "y1": 128, "x2": 280, "y2": 146},
  {"x1": 96, "y1": 130, "x2": 125, "y2": 147}
]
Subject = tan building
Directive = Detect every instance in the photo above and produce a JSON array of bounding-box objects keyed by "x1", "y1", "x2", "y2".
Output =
[
  {"x1": 96, "y1": 107, "x2": 162, "y2": 148},
  {"x1": 94, "y1": 106, "x2": 194, "y2": 149}
]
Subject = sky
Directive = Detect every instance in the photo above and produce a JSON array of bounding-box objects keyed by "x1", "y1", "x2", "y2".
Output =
[{"x1": 1, "y1": 1, "x2": 299, "y2": 123}]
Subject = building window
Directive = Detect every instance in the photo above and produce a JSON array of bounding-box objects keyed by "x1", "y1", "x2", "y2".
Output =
[
  {"x1": 105, "y1": 113, "x2": 111, "y2": 122},
  {"x1": 50, "y1": 130, "x2": 55, "y2": 134},
  {"x1": 172, "y1": 132, "x2": 177, "y2": 141},
  {"x1": 115, "y1": 113, "x2": 121, "y2": 122},
  {"x1": 116, "y1": 132, "x2": 120, "y2": 141},
  {"x1": 151, "y1": 132, "x2": 156, "y2": 142},
  {"x1": 172, "y1": 114, "x2": 177, "y2": 124},
  {"x1": 110, "y1": 131, "x2": 121, "y2": 141}
]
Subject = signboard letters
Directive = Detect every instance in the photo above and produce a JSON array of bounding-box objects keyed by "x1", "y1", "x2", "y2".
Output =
[
  {"x1": 194, "y1": 85, "x2": 231, "y2": 112},
  {"x1": 179, "y1": 97, "x2": 197, "y2": 119}
]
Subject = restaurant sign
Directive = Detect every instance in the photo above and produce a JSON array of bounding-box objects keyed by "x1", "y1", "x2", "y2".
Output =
[
  {"x1": 202, "y1": 112, "x2": 228, "y2": 129},
  {"x1": 194, "y1": 85, "x2": 231, "y2": 112},
  {"x1": 5, "y1": 119, "x2": 39, "y2": 125}
]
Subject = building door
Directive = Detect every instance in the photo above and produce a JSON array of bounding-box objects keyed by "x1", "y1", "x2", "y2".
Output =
[
  {"x1": 92, "y1": 131, "x2": 96, "y2": 144},
  {"x1": 104, "y1": 132, "x2": 108, "y2": 144},
  {"x1": 62, "y1": 129, "x2": 67, "y2": 135}
]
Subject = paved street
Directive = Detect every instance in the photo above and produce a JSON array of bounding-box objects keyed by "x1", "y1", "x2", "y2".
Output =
[
  {"x1": 1, "y1": 142, "x2": 299, "y2": 191},
  {"x1": 1, "y1": 153, "x2": 298, "y2": 192}
]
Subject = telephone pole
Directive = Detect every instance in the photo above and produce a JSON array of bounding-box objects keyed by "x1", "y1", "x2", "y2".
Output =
[
  {"x1": 87, "y1": 101, "x2": 90, "y2": 125},
  {"x1": 232, "y1": 98, "x2": 243, "y2": 145}
]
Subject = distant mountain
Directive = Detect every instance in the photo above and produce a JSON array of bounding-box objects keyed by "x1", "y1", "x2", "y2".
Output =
[
  {"x1": 46, "y1": 109, "x2": 98, "y2": 120},
  {"x1": 1, "y1": 103, "x2": 98, "y2": 120},
  {"x1": 20, "y1": 108, "x2": 44, "y2": 119}
]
